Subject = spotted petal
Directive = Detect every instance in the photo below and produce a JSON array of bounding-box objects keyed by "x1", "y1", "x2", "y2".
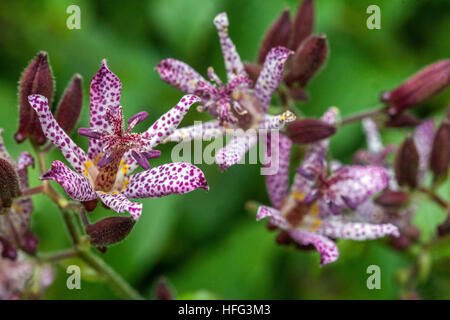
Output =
[
  {"x1": 156, "y1": 58, "x2": 214, "y2": 97},
  {"x1": 289, "y1": 230, "x2": 339, "y2": 266},
  {"x1": 97, "y1": 192, "x2": 142, "y2": 221},
  {"x1": 89, "y1": 60, "x2": 122, "y2": 160},
  {"x1": 259, "y1": 111, "x2": 296, "y2": 130},
  {"x1": 256, "y1": 206, "x2": 290, "y2": 229},
  {"x1": 28, "y1": 95, "x2": 88, "y2": 174},
  {"x1": 41, "y1": 161, "x2": 97, "y2": 202},
  {"x1": 167, "y1": 120, "x2": 225, "y2": 142},
  {"x1": 143, "y1": 95, "x2": 201, "y2": 148},
  {"x1": 16, "y1": 152, "x2": 34, "y2": 190},
  {"x1": 414, "y1": 120, "x2": 435, "y2": 182},
  {"x1": 215, "y1": 132, "x2": 258, "y2": 170},
  {"x1": 254, "y1": 47, "x2": 293, "y2": 112},
  {"x1": 122, "y1": 162, "x2": 208, "y2": 199},
  {"x1": 264, "y1": 133, "x2": 292, "y2": 209},
  {"x1": 318, "y1": 220, "x2": 399, "y2": 240},
  {"x1": 326, "y1": 165, "x2": 389, "y2": 210},
  {"x1": 362, "y1": 118, "x2": 383, "y2": 153},
  {"x1": 213, "y1": 13, "x2": 246, "y2": 81}
]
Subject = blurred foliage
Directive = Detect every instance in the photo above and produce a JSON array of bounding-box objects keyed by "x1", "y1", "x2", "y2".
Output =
[{"x1": 0, "y1": 0, "x2": 449, "y2": 299}]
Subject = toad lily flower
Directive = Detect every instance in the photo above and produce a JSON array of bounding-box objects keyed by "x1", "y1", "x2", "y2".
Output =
[
  {"x1": 0, "y1": 129, "x2": 37, "y2": 259},
  {"x1": 257, "y1": 108, "x2": 399, "y2": 265},
  {"x1": 28, "y1": 60, "x2": 208, "y2": 221},
  {"x1": 156, "y1": 12, "x2": 296, "y2": 170}
]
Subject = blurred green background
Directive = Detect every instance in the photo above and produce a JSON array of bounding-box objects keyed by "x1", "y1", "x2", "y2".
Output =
[{"x1": 0, "y1": 0, "x2": 449, "y2": 299}]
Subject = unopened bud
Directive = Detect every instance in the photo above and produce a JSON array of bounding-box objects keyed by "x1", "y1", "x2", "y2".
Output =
[
  {"x1": 374, "y1": 190, "x2": 409, "y2": 208},
  {"x1": 385, "y1": 112, "x2": 421, "y2": 128},
  {"x1": 289, "y1": 0, "x2": 314, "y2": 50},
  {"x1": 287, "y1": 118, "x2": 336, "y2": 144},
  {"x1": 276, "y1": 231, "x2": 292, "y2": 245},
  {"x1": 55, "y1": 74, "x2": 83, "y2": 134},
  {"x1": 21, "y1": 231, "x2": 39, "y2": 255},
  {"x1": 0, "y1": 158, "x2": 21, "y2": 211},
  {"x1": 285, "y1": 34, "x2": 328, "y2": 87},
  {"x1": 395, "y1": 136, "x2": 419, "y2": 188},
  {"x1": 389, "y1": 234, "x2": 411, "y2": 251},
  {"x1": 86, "y1": 217, "x2": 135, "y2": 247},
  {"x1": 15, "y1": 51, "x2": 54, "y2": 145},
  {"x1": 382, "y1": 60, "x2": 450, "y2": 115},
  {"x1": 0, "y1": 237, "x2": 18, "y2": 260},
  {"x1": 258, "y1": 9, "x2": 292, "y2": 64},
  {"x1": 154, "y1": 277, "x2": 174, "y2": 300},
  {"x1": 437, "y1": 213, "x2": 450, "y2": 237},
  {"x1": 288, "y1": 86, "x2": 309, "y2": 101},
  {"x1": 429, "y1": 122, "x2": 450, "y2": 178},
  {"x1": 82, "y1": 199, "x2": 98, "y2": 212},
  {"x1": 243, "y1": 63, "x2": 261, "y2": 86}
]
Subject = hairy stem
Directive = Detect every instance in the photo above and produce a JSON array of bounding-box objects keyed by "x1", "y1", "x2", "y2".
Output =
[
  {"x1": 418, "y1": 186, "x2": 448, "y2": 210},
  {"x1": 340, "y1": 106, "x2": 386, "y2": 125}
]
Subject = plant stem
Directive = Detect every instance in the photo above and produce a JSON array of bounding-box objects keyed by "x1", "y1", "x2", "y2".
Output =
[
  {"x1": 40, "y1": 249, "x2": 78, "y2": 263},
  {"x1": 418, "y1": 186, "x2": 448, "y2": 210},
  {"x1": 78, "y1": 249, "x2": 144, "y2": 300},
  {"x1": 340, "y1": 106, "x2": 386, "y2": 125},
  {"x1": 21, "y1": 185, "x2": 45, "y2": 196}
]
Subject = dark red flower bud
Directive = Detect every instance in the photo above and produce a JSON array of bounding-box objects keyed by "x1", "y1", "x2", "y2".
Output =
[
  {"x1": 429, "y1": 121, "x2": 450, "y2": 178},
  {"x1": 276, "y1": 231, "x2": 292, "y2": 245},
  {"x1": 437, "y1": 213, "x2": 450, "y2": 237},
  {"x1": 285, "y1": 34, "x2": 328, "y2": 87},
  {"x1": 290, "y1": 0, "x2": 314, "y2": 51},
  {"x1": 385, "y1": 112, "x2": 421, "y2": 128},
  {"x1": 15, "y1": 51, "x2": 55, "y2": 145},
  {"x1": 21, "y1": 231, "x2": 39, "y2": 255},
  {"x1": 287, "y1": 118, "x2": 336, "y2": 144},
  {"x1": 154, "y1": 277, "x2": 174, "y2": 300},
  {"x1": 374, "y1": 190, "x2": 409, "y2": 208},
  {"x1": 243, "y1": 63, "x2": 261, "y2": 86},
  {"x1": 0, "y1": 237, "x2": 18, "y2": 260},
  {"x1": 258, "y1": 9, "x2": 292, "y2": 64},
  {"x1": 288, "y1": 86, "x2": 309, "y2": 101},
  {"x1": 266, "y1": 221, "x2": 278, "y2": 231},
  {"x1": 0, "y1": 158, "x2": 21, "y2": 211},
  {"x1": 395, "y1": 136, "x2": 419, "y2": 189},
  {"x1": 389, "y1": 234, "x2": 412, "y2": 251},
  {"x1": 55, "y1": 74, "x2": 83, "y2": 134},
  {"x1": 382, "y1": 60, "x2": 450, "y2": 116},
  {"x1": 86, "y1": 217, "x2": 135, "y2": 247},
  {"x1": 82, "y1": 199, "x2": 98, "y2": 212}
]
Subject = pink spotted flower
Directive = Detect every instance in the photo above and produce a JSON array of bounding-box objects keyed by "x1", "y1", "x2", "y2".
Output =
[
  {"x1": 257, "y1": 108, "x2": 399, "y2": 265},
  {"x1": 28, "y1": 60, "x2": 208, "y2": 221},
  {"x1": 156, "y1": 13, "x2": 296, "y2": 170}
]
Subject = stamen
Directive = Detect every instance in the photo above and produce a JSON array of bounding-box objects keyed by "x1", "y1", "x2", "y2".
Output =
[
  {"x1": 142, "y1": 150, "x2": 161, "y2": 159},
  {"x1": 127, "y1": 111, "x2": 149, "y2": 131},
  {"x1": 232, "y1": 101, "x2": 248, "y2": 115},
  {"x1": 341, "y1": 196, "x2": 358, "y2": 211},
  {"x1": 78, "y1": 128, "x2": 104, "y2": 140},
  {"x1": 303, "y1": 191, "x2": 319, "y2": 204},
  {"x1": 207, "y1": 67, "x2": 223, "y2": 86},
  {"x1": 131, "y1": 151, "x2": 150, "y2": 170},
  {"x1": 97, "y1": 153, "x2": 114, "y2": 168},
  {"x1": 297, "y1": 167, "x2": 315, "y2": 181},
  {"x1": 328, "y1": 201, "x2": 340, "y2": 215}
]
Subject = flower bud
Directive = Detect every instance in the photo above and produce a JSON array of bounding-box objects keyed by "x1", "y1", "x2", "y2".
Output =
[
  {"x1": 437, "y1": 213, "x2": 450, "y2": 237},
  {"x1": 154, "y1": 277, "x2": 174, "y2": 300},
  {"x1": 0, "y1": 158, "x2": 21, "y2": 211},
  {"x1": 385, "y1": 112, "x2": 421, "y2": 128},
  {"x1": 258, "y1": 9, "x2": 292, "y2": 64},
  {"x1": 0, "y1": 237, "x2": 18, "y2": 260},
  {"x1": 288, "y1": 86, "x2": 309, "y2": 101},
  {"x1": 287, "y1": 118, "x2": 336, "y2": 144},
  {"x1": 285, "y1": 34, "x2": 328, "y2": 87},
  {"x1": 82, "y1": 199, "x2": 99, "y2": 212},
  {"x1": 86, "y1": 217, "x2": 135, "y2": 247},
  {"x1": 374, "y1": 190, "x2": 409, "y2": 208},
  {"x1": 276, "y1": 231, "x2": 292, "y2": 245},
  {"x1": 289, "y1": 0, "x2": 314, "y2": 51},
  {"x1": 21, "y1": 231, "x2": 39, "y2": 255},
  {"x1": 15, "y1": 51, "x2": 54, "y2": 145},
  {"x1": 243, "y1": 63, "x2": 261, "y2": 86},
  {"x1": 382, "y1": 60, "x2": 450, "y2": 116},
  {"x1": 429, "y1": 121, "x2": 450, "y2": 178},
  {"x1": 395, "y1": 136, "x2": 419, "y2": 188},
  {"x1": 54, "y1": 74, "x2": 83, "y2": 134}
]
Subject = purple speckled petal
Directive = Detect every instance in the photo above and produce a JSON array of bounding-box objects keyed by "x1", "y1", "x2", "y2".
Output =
[
  {"x1": 156, "y1": 58, "x2": 214, "y2": 97},
  {"x1": 215, "y1": 133, "x2": 258, "y2": 171},
  {"x1": 16, "y1": 152, "x2": 34, "y2": 190},
  {"x1": 318, "y1": 220, "x2": 399, "y2": 240},
  {"x1": 28, "y1": 95, "x2": 88, "y2": 174},
  {"x1": 122, "y1": 162, "x2": 208, "y2": 199},
  {"x1": 326, "y1": 165, "x2": 389, "y2": 210},
  {"x1": 40, "y1": 160, "x2": 97, "y2": 202},
  {"x1": 167, "y1": 120, "x2": 225, "y2": 142},
  {"x1": 413, "y1": 119, "x2": 435, "y2": 182},
  {"x1": 259, "y1": 112, "x2": 296, "y2": 130},
  {"x1": 362, "y1": 118, "x2": 383, "y2": 153},
  {"x1": 97, "y1": 192, "x2": 142, "y2": 221},
  {"x1": 143, "y1": 95, "x2": 201, "y2": 148},
  {"x1": 89, "y1": 60, "x2": 122, "y2": 160},
  {"x1": 289, "y1": 230, "x2": 339, "y2": 266},
  {"x1": 254, "y1": 46, "x2": 293, "y2": 112},
  {"x1": 256, "y1": 206, "x2": 290, "y2": 229},
  {"x1": 213, "y1": 13, "x2": 246, "y2": 81},
  {"x1": 264, "y1": 134, "x2": 292, "y2": 209}
]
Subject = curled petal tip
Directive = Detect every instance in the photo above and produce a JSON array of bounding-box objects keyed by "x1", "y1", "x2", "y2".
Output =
[{"x1": 214, "y1": 12, "x2": 229, "y2": 29}]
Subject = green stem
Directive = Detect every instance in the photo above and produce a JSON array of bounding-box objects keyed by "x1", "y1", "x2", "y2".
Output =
[
  {"x1": 78, "y1": 249, "x2": 144, "y2": 300},
  {"x1": 340, "y1": 106, "x2": 386, "y2": 125},
  {"x1": 40, "y1": 249, "x2": 78, "y2": 263}
]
